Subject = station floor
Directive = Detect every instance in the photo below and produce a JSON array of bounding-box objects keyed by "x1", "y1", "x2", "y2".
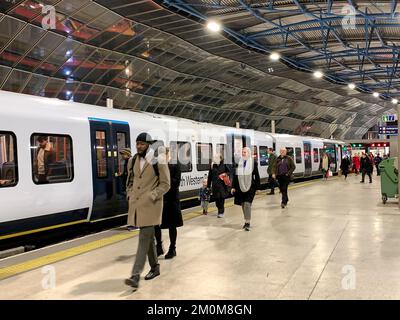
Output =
[{"x1": 1, "y1": 173, "x2": 400, "y2": 300}]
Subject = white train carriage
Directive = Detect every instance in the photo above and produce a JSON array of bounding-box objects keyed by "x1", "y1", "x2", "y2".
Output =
[{"x1": 0, "y1": 91, "x2": 344, "y2": 240}]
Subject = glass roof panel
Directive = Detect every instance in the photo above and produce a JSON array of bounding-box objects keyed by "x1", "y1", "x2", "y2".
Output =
[
  {"x1": 1, "y1": 68, "x2": 30, "y2": 92},
  {"x1": 70, "y1": 48, "x2": 109, "y2": 81},
  {"x1": 22, "y1": 72, "x2": 48, "y2": 95},
  {"x1": 37, "y1": 38, "x2": 81, "y2": 76},
  {"x1": 89, "y1": 19, "x2": 135, "y2": 48},
  {"x1": 16, "y1": 31, "x2": 64, "y2": 72},
  {"x1": 55, "y1": 44, "x2": 96, "y2": 79},
  {"x1": 0, "y1": 24, "x2": 45, "y2": 68},
  {"x1": 55, "y1": 0, "x2": 90, "y2": 16},
  {"x1": 0, "y1": 0, "x2": 24, "y2": 12},
  {"x1": 0, "y1": 65, "x2": 11, "y2": 87},
  {"x1": 0, "y1": 15, "x2": 26, "y2": 51}
]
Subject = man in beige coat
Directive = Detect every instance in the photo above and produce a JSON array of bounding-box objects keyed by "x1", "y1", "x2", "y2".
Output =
[{"x1": 124, "y1": 132, "x2": 170, "y2": 290}]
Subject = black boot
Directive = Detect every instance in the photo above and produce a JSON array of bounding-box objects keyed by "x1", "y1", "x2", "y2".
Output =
[
  {"x1": 145, "y1": 264, "x2": 160, "y2": 280},
  {"x1": 156, "y1": 243, "x2": 164, "y2": 257},
  {"x1": 125, "y1": 274, "x2": 140, "y2": 289},
  {"x1": 165, "y1": 247, "x2": 176, "y2": 259}
]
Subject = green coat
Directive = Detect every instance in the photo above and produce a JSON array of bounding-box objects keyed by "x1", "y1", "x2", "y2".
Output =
[{"x1": 267, "y1": 153, "x2": 277, "y2": 175}]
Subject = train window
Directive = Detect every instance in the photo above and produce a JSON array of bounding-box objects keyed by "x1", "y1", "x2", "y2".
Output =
[
  {"x1": 313, "y1": 148, "x2": 319, "y2": 163},
  {"x1": 252, "y1": 146, "x2": 259, "y2": 162},
  {"x1": 0, "y1": 131, "x2": 18, "y2": 188},
  {"x1": 196, "y1": 143, "x2": 212, "y2": 171},
  {"x1": 31, "y1": 133, "x2": 74, "y2": 184},
  {"x1": 286, "y1": 147, "x2": 294, "y2": 159},
  {"x1": 116, "y1": 132, "x2": 128, "y2": 175},
  {"x1": 259, "y1": 146, "x2": 268, "y2": 166},
  {"x1": 295, "y1": 148, "x2": 302, "y2": 163},
  {"x1": 216, "y1": 144, "x2": 226, "y2": 160},
  {"x1": 95, "y1": 131, "x2": 108, "y2": 178},
  {"x1": 170, "y1": 141, "x2": 192, "y2": 173}
]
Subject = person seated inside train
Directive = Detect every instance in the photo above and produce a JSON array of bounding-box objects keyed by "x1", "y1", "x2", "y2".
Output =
[
  {"x1": 0, "y1": 179, "x2": 12, "y2": 186},
  {"x1": 33, "y1": 136, "x2": 55, "y2": 184}
]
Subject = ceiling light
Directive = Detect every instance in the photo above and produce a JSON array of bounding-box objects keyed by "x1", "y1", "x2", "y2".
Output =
[
  {"x1": 269, "y1": 52, "x2": 280, "y2": 61},
  {"x1": 373, "y1": 92, "x2": 379, "y2": 98},
  {"x1": 206, "y1": 21, "x2": 221, "y2": 32},
  {"x1": 313, "y1": 71, "x2": 323, "y2": 78},
  {"x1": 348, "y1": 83, "x2": 356, "y2": 90},
  {"x1": 392, "y1": 98, "x2": 398, "y2": 104}
]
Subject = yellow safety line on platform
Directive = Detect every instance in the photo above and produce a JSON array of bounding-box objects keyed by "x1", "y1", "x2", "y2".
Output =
[
  {"x1": 0, "y1": 220, "x2": 88, "y2": 241},
  {"x1": 0, "y1": 178, "x2": 326, "y2": 281}
]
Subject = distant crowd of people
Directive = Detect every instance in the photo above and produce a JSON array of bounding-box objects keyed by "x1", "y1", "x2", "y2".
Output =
[
  {"x1": 337, "y1": 152, "x2": 387, "y2": 184},
  {"x1": 121, "y1": 132, "x2": 388, "y2": 291}
]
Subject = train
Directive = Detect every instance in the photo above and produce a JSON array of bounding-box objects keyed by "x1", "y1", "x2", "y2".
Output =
[{"x1": 0, "y1": 91, "x2": 347, "y2": 241}]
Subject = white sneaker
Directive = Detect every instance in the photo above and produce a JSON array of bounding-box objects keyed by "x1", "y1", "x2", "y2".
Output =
[{"x1": 217, "y1": 214, "x2": 224, "y2": 218}]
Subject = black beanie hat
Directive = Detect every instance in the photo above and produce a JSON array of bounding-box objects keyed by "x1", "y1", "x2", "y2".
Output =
[{"x1": 136, "y1": 132, "x2": 153, "y2": 143}]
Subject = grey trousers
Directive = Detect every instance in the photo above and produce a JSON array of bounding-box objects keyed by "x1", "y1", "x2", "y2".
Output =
[
  {"x1": 201, "y1": 200, "x2": 209, "y2": 211},
  {"x1": 131, "y1": 226, "x2": 158, "y2": 276},
  {"x1": 242, "y1": 202, "x2": 252, "y2": 221}
]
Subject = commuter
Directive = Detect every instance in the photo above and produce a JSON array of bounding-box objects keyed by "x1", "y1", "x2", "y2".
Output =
[
  {"x1": 360, "y1": 152, "x2": 373, "y2": 183},
  {"x1": 119, "y1": 148, "x2": 132, "y2": 193},
  {"x1": 119, "y1": 148, "x2": 136, "y2": 231},
  {"x1": 353, "y1": 153, "x2": 360, "y2": 175},
  {"x1": 155, "y1": 148, "x2": 183, "y2": 260},
  {"x1": 125, "y1": 132, "x2": 170, "y2": 290},
  {"x1": 199, "y1": 178, "x2": 211, "y2": 215},
  {"x1": 273, "y1": 148, "x2": 296, "y2": 208},
  {"x1": 320, "y1": 153, "x2": 330, "y2": 180},
  {"x1": 266, "y1": 148, "x2": 277, "y2": 195},
  {"x1": 34, "y1": 135, "x2": 55, "y2": 184},
  {"x1": 231, "y1": 147, "x2": 260, "y2": 231},
  {"x1": 368, "y1": 152, "x2": 375, "y2": 175},
  {"x1": 340, "y1": 156, "x2": 350, "y2": 179},
  {"x1": 207, "y1": 153, "x2": 231, "y2": 218}
]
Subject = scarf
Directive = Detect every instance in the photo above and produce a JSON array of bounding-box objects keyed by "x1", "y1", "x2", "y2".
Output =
[{"x1": 237, "y1": 156, "x2": 253, "y2": 193}]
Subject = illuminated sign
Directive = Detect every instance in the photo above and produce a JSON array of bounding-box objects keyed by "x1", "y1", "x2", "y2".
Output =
[
  {"x1": 382, "y1": 114, "x2": 397, "y2": 122},
  {"x1": 379, "y1": 126, "x2": 398, "y2": 135}
]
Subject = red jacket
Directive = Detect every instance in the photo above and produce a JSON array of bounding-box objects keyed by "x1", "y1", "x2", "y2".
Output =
[{"x1": 353, "y1": 156, "x2": 360, "y2": 170}]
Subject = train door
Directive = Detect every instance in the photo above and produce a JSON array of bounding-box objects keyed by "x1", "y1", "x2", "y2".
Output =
[
  {"x1": 303, "y1": 142, "x2": 312, "y2": 177},
  {"x1": 89, "y1": 118, "x2": 131, "y2": 220},
  {"x1": 226, "y1": 133, "x2": 251, "y2": 166}
]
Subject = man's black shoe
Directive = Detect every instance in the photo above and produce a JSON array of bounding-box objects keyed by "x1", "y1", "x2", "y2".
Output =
[
  {"x1": 124, "y1": 274, "x2": 140, "y2": 289},
  {"x1": 144, "y1": 264, "x2": 160, "y2": 280},
  {"x1": 165, "y1": 248, "x2": 176, "y2": 259}
]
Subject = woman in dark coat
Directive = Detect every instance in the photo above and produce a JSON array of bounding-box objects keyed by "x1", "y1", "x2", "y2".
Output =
[
  {"x1": 340, "y1": 156, "x2": 350, "y2": 180},
  {"x1": 155, "y1": 148, "x2": 183, "y2": 259},
  {"x1": 207, "y1": 153, "x2": 230, "y2": 218},
  {"x1": 232, "y1": 147, "x2": 260, "y2": 231}
]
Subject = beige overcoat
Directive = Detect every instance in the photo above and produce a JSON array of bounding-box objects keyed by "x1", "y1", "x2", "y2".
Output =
[{"x1": 126, "y1": 151, "x2": 170, "y2": 227}]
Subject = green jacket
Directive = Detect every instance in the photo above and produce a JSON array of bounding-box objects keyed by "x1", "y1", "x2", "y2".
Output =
[
  {"x1": 273, "y1": 155, "x2": 296, "y2": 177},
  {"x1": 267, "y1": 153, "x2": 277, "y2": 175}
]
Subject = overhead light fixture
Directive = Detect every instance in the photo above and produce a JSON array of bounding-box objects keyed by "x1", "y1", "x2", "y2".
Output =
[
  {"x1": 206, "y1": 21, "x2": 221, "y2": 32},
  {"x1": 373, "y1": 92, "x2": 379, "y2": 98},
  {"x1": 392, "y1": 98, "x2": 398, "y2": 104},
  {"x1": 348, "y1": 83, "x2": 356, "y2": 90},
  {"x1": 269, "y1": 52, "x2": 280, "y2": 61},
  {"x1": 313, "y1": 71, "x2": 323, "y2": 79}
]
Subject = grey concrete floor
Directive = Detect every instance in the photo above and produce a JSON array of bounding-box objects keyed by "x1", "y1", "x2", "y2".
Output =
[{"x1": 1, "y1": 174, "x2": 400, "y2": 300}]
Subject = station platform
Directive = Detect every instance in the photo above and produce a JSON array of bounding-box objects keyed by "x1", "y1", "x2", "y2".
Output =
[{"x1": 1, "y1": 174, "x2": 399, "y2": 300}]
